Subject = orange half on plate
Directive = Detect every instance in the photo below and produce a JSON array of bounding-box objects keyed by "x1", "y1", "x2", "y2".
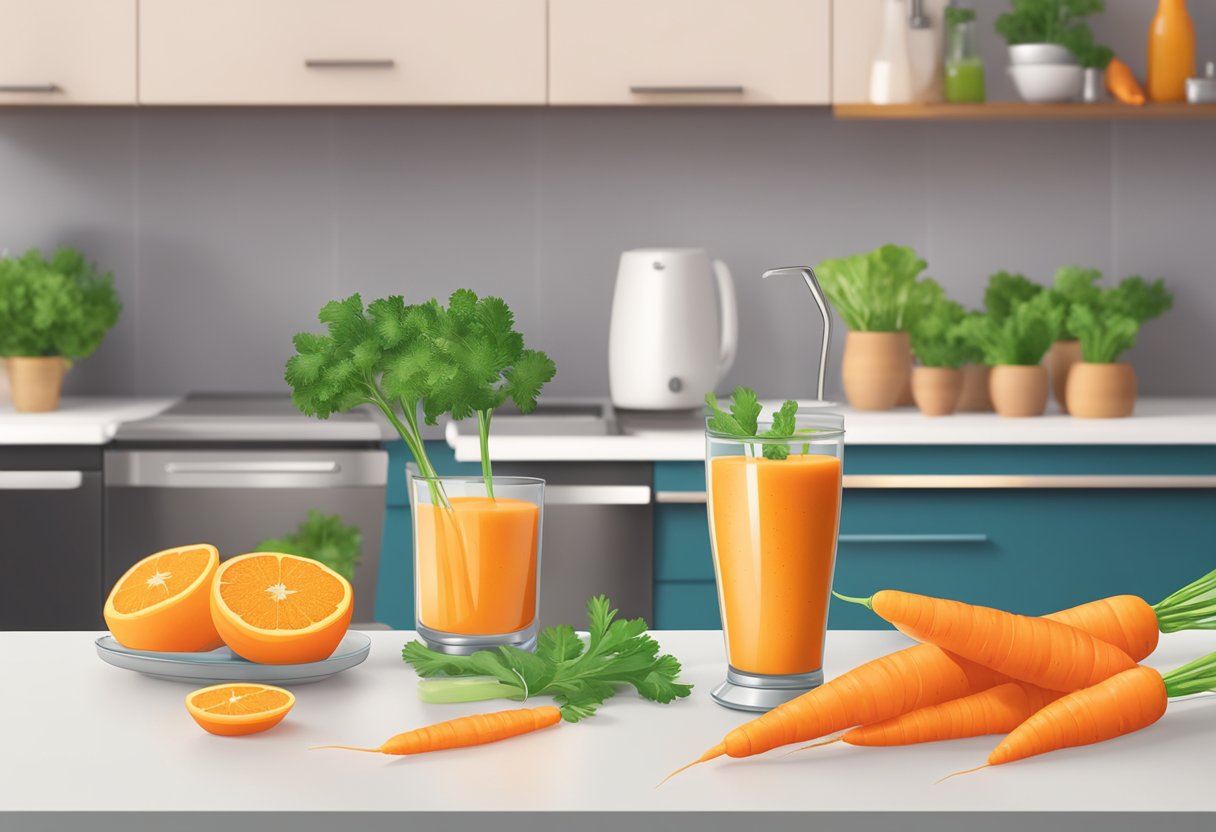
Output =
[
  {"x1": 210, "y1": 552, "x2": 353, "y2": 665},
  {"x1": 186, "y1": 683, "x2": 295, "y2": 736},
  {"x1": 104, "y1": 544, "x2": 224, "y2": 652}
]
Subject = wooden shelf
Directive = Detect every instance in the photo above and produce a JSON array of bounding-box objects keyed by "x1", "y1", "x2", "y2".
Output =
[{"x1": 832, "y1": 102, "x2": 1216, "y2": 121}]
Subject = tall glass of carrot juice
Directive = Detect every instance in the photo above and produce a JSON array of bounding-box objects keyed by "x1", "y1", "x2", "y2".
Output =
[
  {"x1": 705, "y1": 410, "x2": 844, "y2": 711},
  {"x1": 411, "y1": 475, "x2": 544, "y2": 655}
]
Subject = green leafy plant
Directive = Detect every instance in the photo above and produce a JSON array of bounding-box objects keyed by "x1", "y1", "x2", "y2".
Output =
[
  {"x1": 704, "y1": 387, "x2": 802, "y2": 461},
  {"x1": 0, "y1": 248, "x2": 121, "y2": 359},
  {"x1": 984, "y1": 271, "x2": 1044, "y2": 322},
  {"x1": 958, "y1": 290, "x2": 1064, "y2": 366},
  {"x1": 402, "y1": 595, "x2": 692, "y2": 723},
  {"x1": 1066, "y1": 276, "x2": 1173, "y2": 363},
  {"x1": 255, "y1": 510, "x2": 361, "y2": 582},
  {"x1": 945, "y1": 6, "x2": 977, "y2": 27},
  {"x1": 995, "y1": 0, "x2": 1105, "y2": 51},
  {"x1": 814, "y1": 244, "x2": 940, "y2": 333},
  {"x1": 909, "y1": 284, "x2": 976, "y2": 369},
  {"x1": 286, "y1": 291, "x2": 554, "y2": 499},
  {"x1": 1049, "y1": 266, "x2": 1103, "y2": 340}
]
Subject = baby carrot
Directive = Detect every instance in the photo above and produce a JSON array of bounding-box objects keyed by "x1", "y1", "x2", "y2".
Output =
[
  {"x1": 838, "y1": 681, "x2": 1062, "y2": 747},
  {"x1": 984, "y1": 650, "x2": 1216, "y2": 767},
  {"x1": 837, "y1": 590, "x2": 1136, "y2": 692},
  {"x1": 670, "y1": 570, "x2": 1216, "y2": 774},
  {"x1": 315, "y1": 705, "x2": 561, "y2": 756}
]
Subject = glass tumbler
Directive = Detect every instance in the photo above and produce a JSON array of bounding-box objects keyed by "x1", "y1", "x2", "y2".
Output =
[
  {"x1": 411, "y1": 474, "x2": 544, "y2": 655},
  {"x1": 705, "y1": 410, "x2": 845, "y2": 711}
]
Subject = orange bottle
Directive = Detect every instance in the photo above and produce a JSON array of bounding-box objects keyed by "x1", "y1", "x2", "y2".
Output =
[{"x1": 1147, "y1": 0, "x2": 1195, "y2": 102}]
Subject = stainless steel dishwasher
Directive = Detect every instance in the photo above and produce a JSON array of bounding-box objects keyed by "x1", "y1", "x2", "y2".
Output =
[{"x1": 105, "y1": 394, "x2": 387, "y2": 623}]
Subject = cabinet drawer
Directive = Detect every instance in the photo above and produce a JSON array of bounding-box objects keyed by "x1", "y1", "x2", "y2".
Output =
[
  {"x1": 549, "y1": 0, "x2": 830, "y2": 105},
  {"x1": 0, "y1": 0, "x2": 135, "y2": 105},
  {"x1": 140, "y1": 0, "x2": 546, "y2": 105}
]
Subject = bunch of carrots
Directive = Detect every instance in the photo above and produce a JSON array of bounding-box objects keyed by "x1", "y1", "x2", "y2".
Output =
[{"x1": 669, "y1": 568, "x2": 1216, "y2": 779}]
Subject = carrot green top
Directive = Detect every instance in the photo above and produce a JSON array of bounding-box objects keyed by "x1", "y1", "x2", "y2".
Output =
[
  {"x1": 1152, "y1": 568, "x2": 1216, "y2": 633},
  {"x1": 1162, "y1": 651, "x2": 1216, "y2": 698}
]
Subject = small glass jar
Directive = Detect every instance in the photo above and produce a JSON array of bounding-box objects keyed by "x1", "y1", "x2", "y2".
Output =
[
  {"x1": 411, "y1": 474, "x2": 544, "y2": 655},
  {"x1": 945, "y1": 11, "x2": 986, "y2": 103},
  {"x1": 705, "y1": 410, "x2": 845, "y2": 711}
]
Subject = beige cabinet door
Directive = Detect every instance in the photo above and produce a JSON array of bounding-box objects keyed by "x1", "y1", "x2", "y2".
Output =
[
  {"x1": 549, "y1": 0, "x2": 830, "y2": 105},
  {"x1": 832, "y1": 0, "x2": 949, "y2": 103},
  {"x1": 139, "y1": 0, "x2": 546, "y2": 105},
  {"x1": 0, "y1": 0, "x2": 135, "y2": 105}
]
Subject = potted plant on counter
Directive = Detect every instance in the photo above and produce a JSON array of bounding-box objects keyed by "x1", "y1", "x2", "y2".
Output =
[
  {"x1": 0, "y1": 248, "x2": 121, "y2": 412},
  {"x1": 959, "y1": 278, "x2": 1064, "y2": 418},
  {"x1": 909, "y1": 287, "x2": 974, "y2": 417},
  {"x1": 815, "y1": 244, "x2": 939, "y2": 412},
  {"x1": 1044, "y1": 266, "x2": 1101, "y2": 412},
  {"x1": 1065, "y1": 277, "x2": 1172, "y2": 419}
]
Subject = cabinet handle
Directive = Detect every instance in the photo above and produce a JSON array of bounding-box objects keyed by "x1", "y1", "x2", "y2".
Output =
[
  {"x1": 305, "y1": 59, "x2": 395, "y2": 69},
  {"x1": 843, "y1": 475, "x2": 1216, "y2": 489},
  {"x1": 629, "y1": 85, "x2": 745, "y2": 95},
  {"x1": 655, "y1": 491, "x2": 707, "y2": 504},
  {"x1": 0, "y1": 84, "x2": 59, "y2": 93},
  {"x1": 840, "y1": 534, "x2": 989, "y2": 544},
  {"x1": 0, "y1": 471, "x2": 83, "y2": 490},
  {"x1": 547, "y1": 485, "x2": 652, "y2": 506}
]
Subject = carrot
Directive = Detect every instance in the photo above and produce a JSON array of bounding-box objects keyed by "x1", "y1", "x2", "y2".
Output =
[
  {"x1": 836, "y1": 681, "x2": 1062, "y2": 747},
  {"x1": 668, "y1": 568, "x2": 1216, "y2": 775},
  {"x1": 837, "y1": 590, "x2": 1136, "y2": 692},
  {"x1": 983, "y1": 650, "x2": 1216, "y2": 767},
  {"x1": 315, "y1": 705, "x2": 561, "y2": 756},
  {"x1": 1106, "y1": 57, "x2": 1146, "y2": 106}
]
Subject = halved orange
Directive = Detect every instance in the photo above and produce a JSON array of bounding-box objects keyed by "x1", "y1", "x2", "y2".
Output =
[
  {"x1": 210, "y1": 552, "x2": 353, "y2": 665},
  {"x1": 186, "y1": 683, "x2": 295, "y2": 736},
  {"x1": 104, "y1": 544, "x2": 224, "y2": 652}
]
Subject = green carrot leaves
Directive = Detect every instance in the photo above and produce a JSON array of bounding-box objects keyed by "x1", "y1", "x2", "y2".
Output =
[{"x1": 402, "y1": 595, "x2": 692, "y2": 723}]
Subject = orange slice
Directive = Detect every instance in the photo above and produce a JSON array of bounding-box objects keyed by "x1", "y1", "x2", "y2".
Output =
[
  {"x1": 210, "y1": 552, "x2": 353, "y2": 664},
  {"x1": 186, "y1": 683, "x2": 295, "y2": 736},
  {"x1": 104, "y1": 544, "x2": 224, "y2": 652}
]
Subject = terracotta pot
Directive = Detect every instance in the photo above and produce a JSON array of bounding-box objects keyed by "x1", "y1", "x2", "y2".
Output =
[
  {"x1": 6, "y1": 357, "x2": 68, "y2": 412},
  {"x1": 1066, "y1": 362, "x2": 1137, "y2": 419},
  {"x1": 1044, "y1": 339, "x2": 1082, "y2": 412},
  {"x1": 956, "y1": 364, "x2": 993, "y2": 412},
  {"x1": 989, "y1": 364, "x2": 1048, "y2": 418},
  {"x1": 911, "y1": 367, "x2": 962, "y2": 416},
  {"x1": 841, "y1": 331, "x2": 912, "y2": 411},
  {"x1": 895, "y1": 344, "x2": 915, "y2": 406}
]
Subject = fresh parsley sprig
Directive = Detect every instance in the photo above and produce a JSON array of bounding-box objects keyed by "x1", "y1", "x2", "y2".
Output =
[
  {"x1": 705, "y1": 387, "x2": 801, "y2": 461},
  {"x1": 401, "y1": 596, "x2": 692, "y2": 723}
]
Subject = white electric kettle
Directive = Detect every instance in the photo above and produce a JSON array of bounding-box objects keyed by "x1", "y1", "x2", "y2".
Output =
[{"x1": 608, "y1": 248, "x2": 737, "y2": 410}]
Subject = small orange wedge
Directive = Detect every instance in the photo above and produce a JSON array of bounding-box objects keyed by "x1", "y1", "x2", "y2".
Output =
[
  {"x1": 210, "y1": 552, "x2": 353, "y2": 665},
  {"x1": 104, "y1": 544, "x2": 224, "y2": 652},
  {"x1": 186, "y1": 683, "x2": 295, "y2": 736}
]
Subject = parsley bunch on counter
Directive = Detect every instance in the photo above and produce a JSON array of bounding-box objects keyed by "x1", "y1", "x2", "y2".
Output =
[
  {"x1": 402, "y1": 596, "x2": 692, "y2": 722},
  {"x1": 704, "y1": 386, "x2": 800, "y2": 461}
]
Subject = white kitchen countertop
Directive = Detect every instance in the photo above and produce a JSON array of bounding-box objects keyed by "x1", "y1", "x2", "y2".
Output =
[
  {"x1": 448, "y1": 397, "x2": 1216, "y2": 462},
  {"x1": 0, "y1": 397, "x2": 179, "y2": 445},
  {"x1": 2, "y1": 629, "x2": 1214, "y2": 830}
]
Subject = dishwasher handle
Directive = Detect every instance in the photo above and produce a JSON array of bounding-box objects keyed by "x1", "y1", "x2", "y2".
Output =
[
  {"x1": 164, "y1": 461, "x2": 340, "y2": 475},
  {"x1": 0, "y1": 470, "x2": 84, "y2": 490},
  {"x1": 105, "y1": 451, "x2": 386, "y2": 489}
]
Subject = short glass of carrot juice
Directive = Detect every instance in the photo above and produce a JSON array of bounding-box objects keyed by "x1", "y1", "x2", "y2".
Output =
[
  {"x1": 705, "y1": 409, "x2": 844, "y2": 711},
  {"x1": 411, "y1": 475, "x2": 544, "y2": 655}
]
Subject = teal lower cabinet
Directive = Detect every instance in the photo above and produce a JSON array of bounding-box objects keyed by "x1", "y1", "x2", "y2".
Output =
[{"x1": 653, "y1": 447, "x2": 1216, "y2": 631}]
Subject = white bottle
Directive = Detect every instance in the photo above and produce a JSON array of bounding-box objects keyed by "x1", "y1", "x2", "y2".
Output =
[{"x1": 870, "y1": 0, "x2": 914, "y2": 104}]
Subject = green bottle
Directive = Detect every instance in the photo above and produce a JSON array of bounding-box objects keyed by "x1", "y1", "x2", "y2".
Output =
[{"x1": 944, "y1": 7, "x2": 986, "y2": 103}]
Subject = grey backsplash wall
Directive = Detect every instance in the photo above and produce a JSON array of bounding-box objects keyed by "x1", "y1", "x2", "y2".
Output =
[{"x1": 2, "y1": 0, "x2": 1214, "y2": 402}]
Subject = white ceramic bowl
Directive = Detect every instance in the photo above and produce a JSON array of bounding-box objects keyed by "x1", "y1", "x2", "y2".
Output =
[
  {"x1": 1009, "y1": 44, "x2": 1077, "y2": 66},
  {"x1": 1008, "y1": 63, "x2": 1084, "y2": 103}
]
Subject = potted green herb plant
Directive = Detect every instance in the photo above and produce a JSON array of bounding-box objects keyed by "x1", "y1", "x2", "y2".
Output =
[
  {"x1": 997, "y1": 0, "x2": 1108, "y2": 102},
  {"x1": 1044, "y1": 266, "x2": 1102, "y2": 411},
  {"x1": 909, "y1": 287, "x2": 974, "y2": 417},
  {"x1": 286, "y1": 291, "x2": 555, "y2": 654},
  {"x1": 959, "y1": 277, "x2": 1064, "y2": 418},
  {"x1": 0, "y1": 248, "x2": 121, "y2": 412},
  {"x1": 958, "y1": 271, "x2": 1043, "y2": 413},
  {"x1": 1065, "y1": 277, "x2": 1172, "y2": 419},
  {"x1": 815, "y1": 244, "x2": 939, "y2": 411}
]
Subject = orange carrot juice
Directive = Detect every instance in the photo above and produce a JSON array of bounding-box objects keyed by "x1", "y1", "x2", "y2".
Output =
[
  {"x1": 709, "y1": 454, "x2": 842, "y2": 676},
  {"x1": 415, "y1": 496, "x2": 540, "y2": 635}
]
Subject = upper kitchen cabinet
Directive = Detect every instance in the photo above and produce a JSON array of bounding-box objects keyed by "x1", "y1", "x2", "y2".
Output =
[
  {"x1": 549, "y1": 0, "x2": 831, "y2": 106},
  {"x1": 0, "y1": 0, "x2": 136, "y2": 105},
  {"x1": 138, "y1": 0, "x2": 547, "y2": 105}
]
